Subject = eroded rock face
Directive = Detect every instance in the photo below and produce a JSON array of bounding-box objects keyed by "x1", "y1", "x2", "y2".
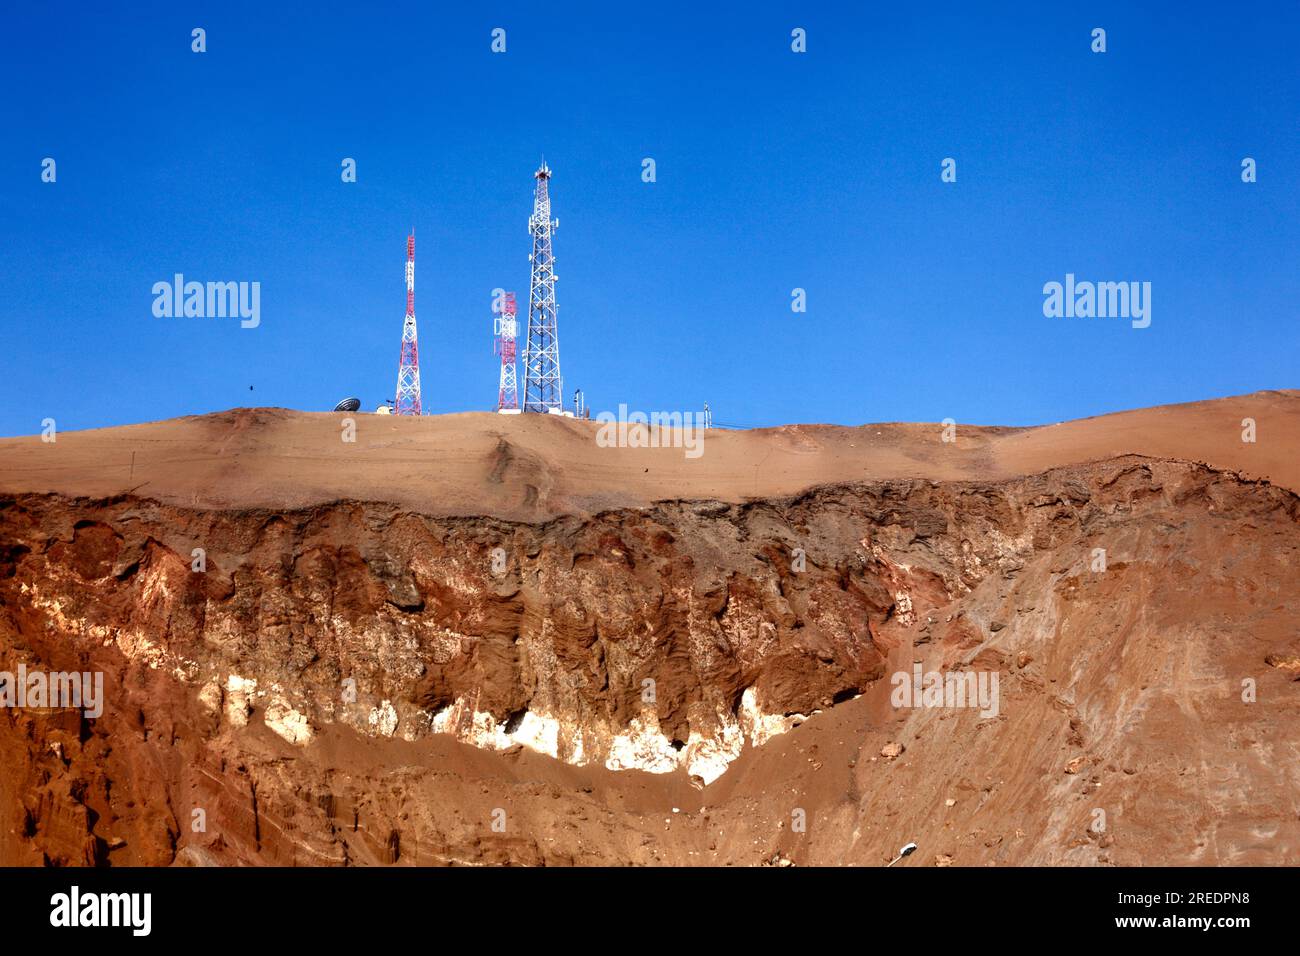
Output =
[{"x1": 1, "y1": 457, "x2": 1297, "y2": 865}]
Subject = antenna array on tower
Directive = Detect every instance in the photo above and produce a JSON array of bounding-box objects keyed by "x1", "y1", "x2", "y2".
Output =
[
  {"x1": 392, "y1": 165, "x2": 574, "y2": 420},
  {"x1": 495, "y1": 292, "x2": 520, "y2": 412}
]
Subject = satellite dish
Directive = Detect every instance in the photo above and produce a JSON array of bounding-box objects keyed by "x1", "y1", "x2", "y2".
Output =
[
  {"x1": 886, "y1": 841, "x2": 918, "y2": 867},
  {"x1": 334, "y1": 397, "x2": 361, "y2": 412},
  {"x1": 374, "y1": 405, "x2": 392, "y2": 415}
]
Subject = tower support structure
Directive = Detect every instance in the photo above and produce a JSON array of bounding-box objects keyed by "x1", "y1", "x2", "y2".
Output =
[
  {"x1": 522, "y1": 162, "x2": 563, "y2": 413},
  {"x1": 394, "y1": 233, "x2": 422, "y2": 415}
]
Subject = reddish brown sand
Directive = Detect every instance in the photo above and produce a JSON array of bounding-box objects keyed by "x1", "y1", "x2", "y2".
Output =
[
  {"x1": 2, "y1": 389, "x2": 1297, "y2": 518},
  {"x1": 0, "y1": 390, "x2": 1296, "y2": 867}
]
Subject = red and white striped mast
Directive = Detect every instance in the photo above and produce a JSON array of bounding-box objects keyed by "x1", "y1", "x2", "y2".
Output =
[
  {"x1": 495, "y1": 292, "x2": 520, "y2": 412},
  {"x1": 394, "y1": 232, "x2": 422, "y2": 415}
]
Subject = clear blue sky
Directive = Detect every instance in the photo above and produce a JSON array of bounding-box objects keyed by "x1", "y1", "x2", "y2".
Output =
[{"x1": 2, "y1": 1, "x2": 1297, "y2": 437}]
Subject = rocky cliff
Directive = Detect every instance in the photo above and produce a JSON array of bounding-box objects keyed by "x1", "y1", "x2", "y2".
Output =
[{"x1": 2, "y1": 452, "x2": 1297, "y2": 865}]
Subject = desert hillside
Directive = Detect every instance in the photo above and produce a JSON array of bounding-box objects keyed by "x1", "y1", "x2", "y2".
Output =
[
  {"x1": 0, "y1": 391, "x2": 1297, "y2": 866},
  {"x1": 2, "y1": 389, "x2": 1298, "y2": 517}
]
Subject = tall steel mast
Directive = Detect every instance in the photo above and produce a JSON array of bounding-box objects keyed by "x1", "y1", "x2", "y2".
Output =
[
  {"x1": 522, "y1": 162, "x2": 563, "y2": 413},
  {"x1": 394, "y1": 232, "x2": 423, "y2": 415}
]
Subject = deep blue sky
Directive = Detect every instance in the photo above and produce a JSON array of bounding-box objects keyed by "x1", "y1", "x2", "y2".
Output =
[{"x1": 2, "y1": 1, "x2": 1297, "y2": 436}]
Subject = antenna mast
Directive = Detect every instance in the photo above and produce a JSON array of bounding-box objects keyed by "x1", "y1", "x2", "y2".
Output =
[
  {"x1": 394, "y1": 232, "x2": 423, "y2": 415},
  {"x1": 495, "y1": 292, "x2": 519, "y2": 412},
  {"x1": 522, "y1": 162, "x2": 563, "y2": 413}
]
